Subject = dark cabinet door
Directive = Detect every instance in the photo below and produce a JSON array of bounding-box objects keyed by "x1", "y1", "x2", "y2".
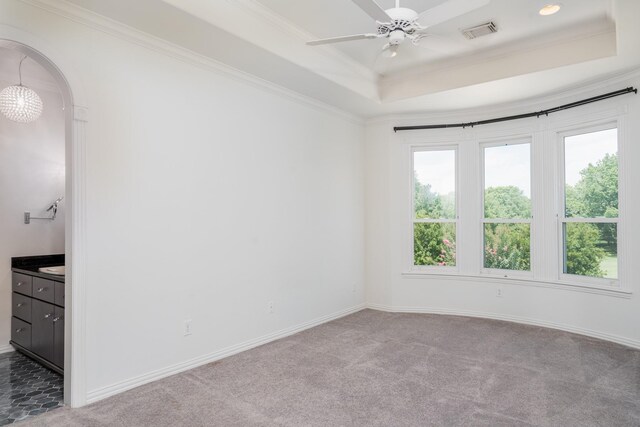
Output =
[
  {"x1": 33, "y1": 278, "x2": 55, "y2": 304},
  {"x1": 53, "y1": 306, "x2": 64, "y2": 368},
  {"x1": 32, "y1": 299, "x2": 55, "y2": 361},
  {"x1": 54, "y1": 281, "x2": 65, "y2": 307}
]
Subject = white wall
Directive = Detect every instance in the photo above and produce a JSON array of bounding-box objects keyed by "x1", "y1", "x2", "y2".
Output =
[
  {"x1": 0, "y1": 0, "x2": 365, "y2": 402},
  {"x1": 0, "y1": 79, "x2": 65, "y2": 353},
  {"x1": 4, "y1": 0, "x2": 638, "y2": 408},
  {"x1": 365, "y1": 73, "x2": 640, "y2": 348}
]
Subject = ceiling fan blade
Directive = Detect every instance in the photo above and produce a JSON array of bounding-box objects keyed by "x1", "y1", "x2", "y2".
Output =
[
  {"x1": 418, "y1": 0, "x2": 490, "y2": 28},
  {"x1": 306, "y1": 33, "x2": 379, "y2": 46},
  {"x1": 351, "y1": 0, "x2": 391, "y2": 22}
]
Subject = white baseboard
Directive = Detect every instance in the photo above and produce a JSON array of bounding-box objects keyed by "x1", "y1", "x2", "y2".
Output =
[
  {"x1": 0, "y1": 344, "x2": 14, "y2": 354},
  {"x1": 86, "y1": 303, "x2": 366, "y2": 404},
  {"x1": 367, "y1": 303, "x2": 640, "y2": 350},
  {"x1": 85, "y1": 301, "x2": 638, "y2": 405}
]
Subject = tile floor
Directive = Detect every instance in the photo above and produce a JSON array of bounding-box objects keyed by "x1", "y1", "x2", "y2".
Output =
[{"x1": 0, "y1": 352, "x2": 63, "y2": 425}]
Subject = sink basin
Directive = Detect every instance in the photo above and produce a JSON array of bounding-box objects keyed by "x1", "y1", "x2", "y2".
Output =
[{"x1": 39, "y1": 266, "x2": 65, "y2": 276}]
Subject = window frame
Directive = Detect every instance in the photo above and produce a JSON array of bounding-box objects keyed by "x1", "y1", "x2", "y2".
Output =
[
  {"x1": 402, "y1": 110, "x2": 629, "y2": 297},
  {"x1": 479, "y1": 139, "x2": 534, "y2": 278},
  {"x1": 557, "y1": 123, "x2": 620, "y2": 287},
  {"x1": 410, "y1": 144, "x2": 459, "y2": 273}
]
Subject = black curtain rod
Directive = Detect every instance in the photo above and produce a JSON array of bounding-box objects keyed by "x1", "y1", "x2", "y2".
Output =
[{"x1": 393, "y1": 87, "x2": 638, "y2": 132}]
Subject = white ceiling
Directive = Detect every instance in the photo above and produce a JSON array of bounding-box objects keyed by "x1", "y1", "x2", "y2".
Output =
[
  {"x1": 258, "y1": 0, "x2": 612, "y2": 75},
  {"x1": 63, "y1": 0, "x2": 640, "y2": 116}
]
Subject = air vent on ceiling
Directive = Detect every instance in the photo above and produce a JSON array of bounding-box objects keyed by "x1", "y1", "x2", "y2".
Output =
[{"x1": 461, "y1": 22, "x2": 498, "y2": 40}]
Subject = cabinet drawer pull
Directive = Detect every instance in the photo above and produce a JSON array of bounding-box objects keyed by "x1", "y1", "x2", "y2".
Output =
[
  {"x1": 37, "y1": 287, "x2": 45, "y2": 292},
  {"x1": 15, "y1": 328, "x2": 24, "y2": 333},
  {"x1": 16, "y1": 303, "x2": 25, "y2": 307},
  {"x1": 44, "y1": 313, "x2": 53, "y2": 319},
  {"x1": 53, "y1": 317, "x2": 61, "y2": 322},
  {"x1": 17, "y1": 282, "x2": 24, "y2": 287}
]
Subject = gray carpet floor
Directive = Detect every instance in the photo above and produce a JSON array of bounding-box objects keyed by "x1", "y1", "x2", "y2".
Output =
[{"x1": 17, "y1": 309, "x2": 640, "y2": 426}]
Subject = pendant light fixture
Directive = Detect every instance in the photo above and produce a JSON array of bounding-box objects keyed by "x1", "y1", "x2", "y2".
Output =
[{"x1": 0, "y1": 56, "x2": 43, "y2": 123}]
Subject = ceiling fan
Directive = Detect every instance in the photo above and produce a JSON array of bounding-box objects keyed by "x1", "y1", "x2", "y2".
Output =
[{"x1": 306, "y1": 0, "x2": 490, "y2": 57}]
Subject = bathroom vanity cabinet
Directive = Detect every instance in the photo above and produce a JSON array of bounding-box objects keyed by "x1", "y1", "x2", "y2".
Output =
[{"x1": 10, "y1": 255, "x2": 65, "y2": 375}]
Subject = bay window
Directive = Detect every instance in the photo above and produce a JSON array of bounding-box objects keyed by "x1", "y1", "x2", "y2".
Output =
[{"x1": 407, "y1": 116, "x2": 625, "y2": 292}]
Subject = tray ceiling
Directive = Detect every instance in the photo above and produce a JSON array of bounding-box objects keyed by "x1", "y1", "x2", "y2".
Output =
[{"x1": 63, "y1": 0, "x2": 640, "y2": 116}]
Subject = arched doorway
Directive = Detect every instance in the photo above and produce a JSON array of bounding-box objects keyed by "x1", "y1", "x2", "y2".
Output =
[{"x1": 0, "y1": 28, "x2": 88, "y2": 408}]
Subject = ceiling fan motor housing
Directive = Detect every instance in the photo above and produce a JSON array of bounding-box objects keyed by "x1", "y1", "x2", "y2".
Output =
[{"x1": 378, "y1": 7, "x2": 420, "y2": 44}]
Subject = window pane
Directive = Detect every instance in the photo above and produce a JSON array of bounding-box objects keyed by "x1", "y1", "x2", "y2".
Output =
[
  {"x1": 564, "y1": 129, "x2": 618, "y2": 218},
  {"x1": 484, "y1": 223, "x2": 531, "y2": 271},
  {"x1": 414, "y1": 223, "x2": 456, "y2": 266},
  {"x1": 484, "y1": 143, "x2": 531, "y2": 219},
  {"x1": 414, "y1": 150, "x2": 456, "y2": 219},
  {"x1": 564, "y1": 223, "x2": 617, "y2": 279}
]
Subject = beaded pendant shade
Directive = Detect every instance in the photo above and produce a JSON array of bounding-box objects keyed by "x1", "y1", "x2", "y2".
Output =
[{"x1": 0, "y1": 56, "x2": 43, "y2": 123}]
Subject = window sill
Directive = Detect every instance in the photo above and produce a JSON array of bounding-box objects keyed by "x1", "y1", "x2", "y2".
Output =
[{"x1": 400, "y1": 271, "x2": 632, "y2": 298}]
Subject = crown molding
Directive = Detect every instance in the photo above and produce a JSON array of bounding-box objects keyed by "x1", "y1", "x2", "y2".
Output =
[
  {"x1": 366, "y1": 67, "x2": 640, "y2": 126},
  {"x1": 17, "y1": 0, "x2": 638, "y2": 122},
  {"x1": 161, "y1": 0, "x2": 379, "y2": 101},
  {"x1": 235, "y1": 0, "x2": 377, "y2": 84},
  {"x1": 382, "y1": 17, "x2": 616, "y2": 87},
  {"x1": 379, "y1": 24, "x2": 617, "y2": 103},
  {"x1": 19, "y1": 0, "x2": 366, "y2": 125}
]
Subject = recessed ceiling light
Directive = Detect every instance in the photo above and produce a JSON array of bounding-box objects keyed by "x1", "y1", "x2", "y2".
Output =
[{"x1": 539, "y1": 4, "x2": 561, "y2": 16}]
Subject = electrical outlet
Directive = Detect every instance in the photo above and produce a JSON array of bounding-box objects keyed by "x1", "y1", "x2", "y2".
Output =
[
  {"x1": 496, "y1": 288, "x2": 503, "y2": 298},
  {"x1": 184, "y1": 319, "x2": 193, "y2": 336},
  {"x1": 268, "y1": 301, "x2": 274, "y2": 314}
]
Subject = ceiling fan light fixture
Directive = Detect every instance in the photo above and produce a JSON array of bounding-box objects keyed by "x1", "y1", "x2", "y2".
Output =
[
  {"x1": 388, "y1": 29, "x2": 405, "y2": 46},
  {"x1": 539, "y1": 4, "x2": 561, "y2": 16},
  {"x1": 383, "y1": 44, "x2": 399, "y2": 58}
]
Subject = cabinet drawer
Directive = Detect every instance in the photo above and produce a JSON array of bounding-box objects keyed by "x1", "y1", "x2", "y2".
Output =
[
  {"x1": 12, "y1": 293, "x2": 31, "y2": 323},
  {"x1": 54, "y1": 281, "x2": 65, "y2": 307},
  {"x1": 12, "y1": 273, "x2": 33, "y2": 296},
  {"x1": 33, "y1": 277, "x2": 55, "y2": 304},
  {"x1": 12, "y1": 317, "x2": 32, "y2": 350}
]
